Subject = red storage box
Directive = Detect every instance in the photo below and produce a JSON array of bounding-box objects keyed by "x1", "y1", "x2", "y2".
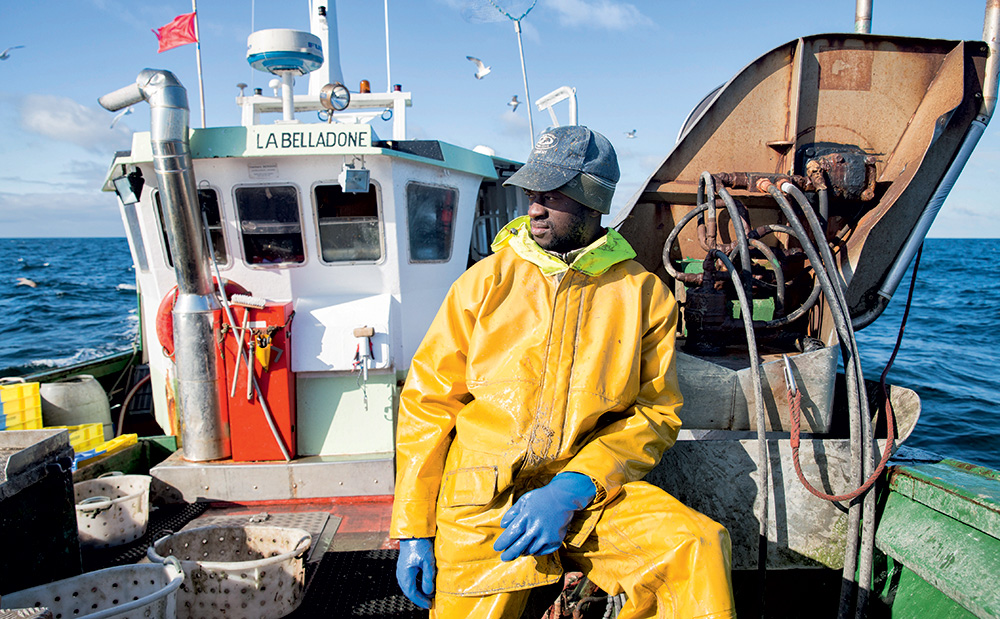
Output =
[{"x1": 224, "y1": 301, "x2": 295, "y2": 461}]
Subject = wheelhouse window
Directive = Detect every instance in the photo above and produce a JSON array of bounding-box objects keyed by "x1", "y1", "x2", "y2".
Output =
[
  {"x1": 234, "y1": 185, "x2": 305, "y2": 265},
  {"x1": 199, "y1": 189, "x2": 228, "y2": 266},
  {"x1": 153, "y1": 188, "x2": 229, "y2": 267},
  {"x1": 314, "y1": 183, "x2": 382, "y2": 263},
  {"x1": 406, "y1": 183, "x2": 457, "y2": 262}
]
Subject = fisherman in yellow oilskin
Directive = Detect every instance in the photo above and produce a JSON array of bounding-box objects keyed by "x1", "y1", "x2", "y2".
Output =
[{"x1": 391, "y1": 125, "x2": 736, "y2": 618}]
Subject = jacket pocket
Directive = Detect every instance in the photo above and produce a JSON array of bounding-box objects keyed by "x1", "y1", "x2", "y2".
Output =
[{"x1": 440, "y1": 465, "x2": 498, "y2": 507}]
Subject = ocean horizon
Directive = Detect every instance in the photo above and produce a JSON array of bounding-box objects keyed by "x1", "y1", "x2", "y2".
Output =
[{"x1": 2, "y1": 236, "x2": 998, "y2": 470}]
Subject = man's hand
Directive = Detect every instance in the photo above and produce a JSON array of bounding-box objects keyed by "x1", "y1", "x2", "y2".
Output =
[
  {"x1": 396, "y1": 537, "x2": 436, "y2": 609},
  {"x1": 493, "y1": 472, "x2": 597, "y2": 562}
]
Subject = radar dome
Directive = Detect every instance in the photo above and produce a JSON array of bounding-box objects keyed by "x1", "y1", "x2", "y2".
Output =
[{"x1": 247, "y1": 29, "x2": 323, "y2": 75}]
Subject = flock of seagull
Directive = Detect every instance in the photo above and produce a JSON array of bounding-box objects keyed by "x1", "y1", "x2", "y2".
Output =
[
  {"x1": 466, "y1": 55, "x2": 635, "y2": 138},
  {"x1": 1, "y1": 45, "x2": 636, "y2": 137}
]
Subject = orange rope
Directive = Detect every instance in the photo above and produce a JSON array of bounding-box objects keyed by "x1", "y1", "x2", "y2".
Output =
[{"x1": 788, "y1": 387, "x2": 895, "y2": 502}]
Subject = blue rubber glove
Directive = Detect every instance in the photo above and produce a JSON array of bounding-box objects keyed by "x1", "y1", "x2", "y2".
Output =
[
  {"x1": 396, "y1": 537, "x2": 436, "y2": 609},
  {"x1": 493, "y1": 472, "x2": 597, "y2": 562}
]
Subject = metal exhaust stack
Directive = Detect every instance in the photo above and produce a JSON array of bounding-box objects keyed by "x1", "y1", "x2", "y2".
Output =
[
  {"x1": 855, "y1": 0, "x2": 873, "y2": 34},
  {"x1": 100, "y1": 70, "x2": 230, "y2": 462}
]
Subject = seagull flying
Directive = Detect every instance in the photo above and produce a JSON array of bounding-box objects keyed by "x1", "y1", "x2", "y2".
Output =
[
  {"x1": 466, "y1": 56, "x2": 491, "y2": 79},
  {"x1": 109, "y1": 106, "x2": 133, "y2": 130},
  {"x1": 0, "y1": 45, "x2": 24, "y2": 60},
  {"x1": 625, "y1": 129, "x2": 637, "y2": 139},
  {"x1": 507, "y1": 95, "x2": 519, "y2": 112},
  {"x1": 15, "y1": 277, "x2": 36, "y2": 288}
]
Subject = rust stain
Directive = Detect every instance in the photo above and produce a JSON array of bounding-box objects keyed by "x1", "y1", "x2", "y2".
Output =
[{"x1": 817, "y1": 48, "x2": 873, "y2": 92}]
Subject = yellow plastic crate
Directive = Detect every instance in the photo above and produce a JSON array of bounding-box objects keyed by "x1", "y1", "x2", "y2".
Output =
[
  {"x1": 48, "y1": 423, "x2": 104, "y2": 453},
  {"x1": 73, "y1": 434, "x2": 139, "y2": 469},
  {"x1": 0, "y1": 380, "x2": 42, "y2": 430}
]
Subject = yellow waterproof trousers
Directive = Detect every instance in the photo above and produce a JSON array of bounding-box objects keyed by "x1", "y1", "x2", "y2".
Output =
[{"x1": 429, "y1": 482, "x2": 735, "y2": 619}]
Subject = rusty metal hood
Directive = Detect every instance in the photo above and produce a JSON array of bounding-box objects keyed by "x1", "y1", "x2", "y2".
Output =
[{"x1": 615, "y1": 33, "x2": 988, "y2": 322}]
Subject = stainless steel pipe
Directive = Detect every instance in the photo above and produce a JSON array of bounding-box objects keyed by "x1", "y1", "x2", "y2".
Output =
[{"x1": 100, "y1": 70, "x2": 230, "y2": 461}]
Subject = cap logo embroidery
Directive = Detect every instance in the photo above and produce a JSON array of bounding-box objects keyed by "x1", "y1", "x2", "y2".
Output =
[{"x1": 534, "y1": 133, "x2": 557, "y2": 150}]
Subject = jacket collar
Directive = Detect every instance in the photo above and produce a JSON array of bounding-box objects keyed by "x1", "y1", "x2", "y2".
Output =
[{"x1": 490, "y1": 216, "x2": 636, "y2": 276}]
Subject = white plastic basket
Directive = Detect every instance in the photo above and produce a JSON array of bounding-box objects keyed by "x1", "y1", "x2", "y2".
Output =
[
  {"x1": 147, "y1": 525, "x2": 311, "y2": 619},
  {"x1": 74, "y1": 473, "x2": 151, "y2": 548},
  {"x1": 1, "y1": 558, "x2": 184, "y2": 619}
]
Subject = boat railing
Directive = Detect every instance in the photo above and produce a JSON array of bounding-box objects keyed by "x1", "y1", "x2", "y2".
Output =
[{"x1": 238, "y1": 90, "x2": 412, "y2": 140}]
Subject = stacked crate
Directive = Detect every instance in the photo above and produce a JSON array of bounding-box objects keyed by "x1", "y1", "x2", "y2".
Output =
[{"x1": 0, "y1": 381, "x2": 43, "y2": 430}]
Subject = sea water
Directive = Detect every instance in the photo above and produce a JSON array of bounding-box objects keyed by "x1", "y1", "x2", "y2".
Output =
[{"x1": 1, "y1": 237, "x2": 997, "y2": 469}]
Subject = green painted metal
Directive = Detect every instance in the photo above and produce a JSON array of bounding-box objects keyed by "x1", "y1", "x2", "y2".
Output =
[
  {"x1": 296, "y1": 372, "x2": 396, "y2": 457},
  {"x1": 889, "y1": 459, "x2": 1000, "y2": 540},
  {"x1": 112, "y1": 128, "x2": 499, "y2": 180},
  {"x1": 730, "y1": 298, "x2": 775, "y2": 321},
  {"x1": 872, "y1": 551, "x2": 978, "y2": 618},
  {"x1": 24, "y1": 350, "x2": 136, "y2": 384},
  {"x1": 875, "y1": 486, "x2": 1000, "y2": 618}
]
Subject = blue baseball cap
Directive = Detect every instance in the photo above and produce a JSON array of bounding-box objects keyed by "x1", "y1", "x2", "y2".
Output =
[{"x1": 503, "y1": 125, "x2": 620, "y2": 214}]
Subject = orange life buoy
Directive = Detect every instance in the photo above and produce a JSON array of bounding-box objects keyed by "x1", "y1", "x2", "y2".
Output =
[{"x1": 156, "y1": 278, "x2": 249, "y2": 359}]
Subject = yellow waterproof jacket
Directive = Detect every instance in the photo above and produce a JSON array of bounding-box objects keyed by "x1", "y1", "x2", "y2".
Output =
[{"x1": 390, "y1": 217, "x2": 683, "y2": 596}]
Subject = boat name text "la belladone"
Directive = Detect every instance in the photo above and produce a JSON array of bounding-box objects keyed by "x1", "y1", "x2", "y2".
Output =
[{"x1": 251, "y1": 126, "x2": 371, "y2": 153}]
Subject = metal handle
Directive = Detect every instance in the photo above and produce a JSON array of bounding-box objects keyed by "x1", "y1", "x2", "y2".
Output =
[
  {"x1": 293, "y1": 534, "x2": 312, "y2": 558},
  {"x1": 164, "y1": 555, "x2": 184, "y2": 575},
  {"x1": 78, "y1": 495, "x2": 113, "y2": 510},
  {"x1": 99, "y1": 82, "x2": 143, "y2": 111}
]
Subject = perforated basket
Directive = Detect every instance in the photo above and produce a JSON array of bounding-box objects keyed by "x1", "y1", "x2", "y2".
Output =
[
  {"x1": 1, "y1": 558, "x2": 183, "y2": 619},
  {"x1": 74, "y1": 473, "x2": 151, "y2": 548},
  {"x1": 146, "y1": 525, "x2": 311, "y2": 619}
]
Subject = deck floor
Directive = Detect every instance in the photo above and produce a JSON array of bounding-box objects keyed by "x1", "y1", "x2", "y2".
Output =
[{"x1": 83, "y1": 497, "x2": 424, "y2": 618}]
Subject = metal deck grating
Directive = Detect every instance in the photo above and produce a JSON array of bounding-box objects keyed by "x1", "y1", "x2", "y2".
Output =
[
  {"x1": 81, "y1": 502, "x2": 208, "y2": 570},
  {"x1": 287, "y1": 548, "x2": 423, "y2": 618}
]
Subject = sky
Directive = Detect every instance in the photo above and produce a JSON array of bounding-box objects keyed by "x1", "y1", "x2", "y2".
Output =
[{"x1": 0, "y1": 0, "x2": 997, "y2": 238}]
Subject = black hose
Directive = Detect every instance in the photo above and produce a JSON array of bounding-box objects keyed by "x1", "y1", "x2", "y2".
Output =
[
  {"x1": 662, "y1": 203, "x2": 710, "y2": 280},
  {"x1": 747, "y1": 239, "x2": 785, "y2": 312},
  {"x1": 711, "y1": 248, "x2": 769, "y2": 615},
  {"x1": 765, "y1": 183, "x2": 866, "y2": 618},
  {"x1": 718, "y1": 186, "x2": 753, "y2": 295},
  {"x1": 780, "y1": 183, "x2": 873, "y2": 618},
  {"x1": 116, "y1": 372, "x2": 151, "y2": 437},
  {"x1": 699, "y1": 171, "x2": 718, "y2": 249},
  {"x1": 753, "y1": 223, "x2": 822, "y2": 328}
]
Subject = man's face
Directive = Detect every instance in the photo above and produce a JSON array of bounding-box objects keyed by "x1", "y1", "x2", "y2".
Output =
[{"x1": 525, "y1": 190, "x2": 598, "y2": 254}]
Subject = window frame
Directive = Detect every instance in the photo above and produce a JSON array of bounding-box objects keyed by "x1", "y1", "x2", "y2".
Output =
[
  {"x1": 310, "y1": 179, "x2": 386, "y2": 266},
  {"x1": 152, "y1": 187, "x2": 231, "y2": 269},
  {"x1": 231, "y1": 182, "x2": 308, "y2": 268},
  {"x1": 404, "y1": 181, "x2": 460, "y2": 264}
]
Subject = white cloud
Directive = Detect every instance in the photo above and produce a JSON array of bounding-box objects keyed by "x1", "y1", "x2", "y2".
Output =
[
  {"x1": 544, "y1": 0, "x2": 652, "y2": 30},
  {"x1": 20, "y1": 95, "x2": 133, "y2": 153}
]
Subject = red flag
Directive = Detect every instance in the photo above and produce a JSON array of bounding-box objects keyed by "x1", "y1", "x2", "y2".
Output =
[{"x1": 152, "y1": 12, "x2": 198, "y2": 53}]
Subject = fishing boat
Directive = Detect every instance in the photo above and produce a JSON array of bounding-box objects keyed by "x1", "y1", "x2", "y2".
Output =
[{"x1": 1, "y1": 0, "x2": 998, "y2": 617}]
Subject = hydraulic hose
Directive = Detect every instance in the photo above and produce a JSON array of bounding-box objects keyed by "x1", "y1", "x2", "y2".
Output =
[
  {"x1": 762, "y1": 181, "x2": 866, "y2": 618},
  {"x1": 754, "y1": 223, "x2": 822, "y2": 328},
  {"x1": 698, "y1": 171, "x2": 718, "y2": 250},
  {"x1": 710, "y1": 248, "x2": 769, "y2": 614},
  {"x1": 662, "y1": 203, "x2": 710, "y2": 282},
  {"x1": 781, "y1": 183, "x2": 880, "y2": 619},
  {"x1": 746, "y1": 239, "x2": 785, "y2": 312},
  {"x1": 718, "y1": 186, "x2": 753, "y2": 295}
]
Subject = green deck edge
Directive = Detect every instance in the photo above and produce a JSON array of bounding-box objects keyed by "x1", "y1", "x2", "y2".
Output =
[
  {"x1": 875, "y1": 487, "x2": 1000, "y2": 618},
  {"x1": 889, "y1": 459, "x2": 1000, "y2": 540}
]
